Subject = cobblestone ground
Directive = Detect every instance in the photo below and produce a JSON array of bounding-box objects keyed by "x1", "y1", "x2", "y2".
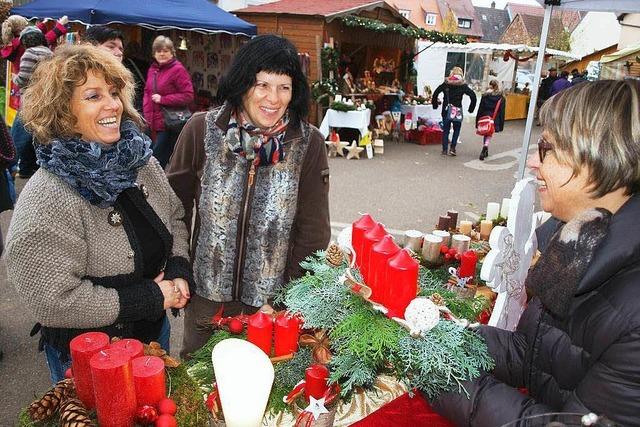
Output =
[{"x1": 0, "y1": 119, "x2": 541, "y2": 423}]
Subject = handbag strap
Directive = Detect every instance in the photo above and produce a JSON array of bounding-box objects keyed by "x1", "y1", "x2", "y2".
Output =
[{"x1": 491, "y1": 98, "x2": 502, "y2": 120}]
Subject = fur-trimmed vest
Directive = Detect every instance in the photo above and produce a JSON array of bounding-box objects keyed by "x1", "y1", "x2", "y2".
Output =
[{"x1": 193, "y1": 107, "x2": 318, "y2": 306}]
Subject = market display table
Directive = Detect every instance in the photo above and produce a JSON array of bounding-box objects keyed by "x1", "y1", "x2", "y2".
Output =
[
  {"x1": 400, "y1": 104, "x2": 441, "y2": 122},
  {"x1": 504, "y1": 93, "x2": 530, "y2": 120},
  {"x1": 319, "y1": 108, "x2": 372, "y2": 139}
]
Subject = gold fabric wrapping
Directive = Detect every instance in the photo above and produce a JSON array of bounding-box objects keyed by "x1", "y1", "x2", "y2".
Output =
[{"x1": 264, "y1": 375, "x2": 408, "y2": 427}]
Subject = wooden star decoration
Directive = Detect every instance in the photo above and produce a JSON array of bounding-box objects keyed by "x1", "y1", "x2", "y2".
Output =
[{"x1": 345, "y1": 141, "x2": 364, "y2": 160}]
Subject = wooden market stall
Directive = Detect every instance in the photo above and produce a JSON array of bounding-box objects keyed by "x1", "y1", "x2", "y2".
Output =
[{"x1": 235, "y1": 0, "x2": 419, "y2": 125}]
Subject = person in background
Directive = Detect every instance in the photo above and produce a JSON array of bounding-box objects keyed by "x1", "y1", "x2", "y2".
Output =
[
  {"x1": 536, "y1": 67, "x2": 557, "y2": 126},
  {"x1": 432, "y1": 67, "x2": 477, "y2": 156},
  {"x1": 475, "y1": 80, "x2": 505, "y2": 161},
  {"x1": 570, "y1": 69, "x2": 587, "y2": 86},
  {"x1": 167, "y1": 34, "x2": 331, "y2": 358},
  {"x1": 1, "y1": 14, "x2": 67, "y2": 68},
  {"x1": 550, "y1": 70, "x2": 571, "y2": 96},
  {"x1": 433, "y1": 80, "x2": 640, "y2": 427},
  {"x1": 11, "y1": 26, "x2": 53, "y2": 179},
  {"x1": 6, "y1": 45, "x2": 192, "y2": 384},
  {"x1": 83, "y1": 25, "x2": 124, "y2": 61},
  {"x1": 143, "y1": 36, "x2": 193, "y2": 168}
]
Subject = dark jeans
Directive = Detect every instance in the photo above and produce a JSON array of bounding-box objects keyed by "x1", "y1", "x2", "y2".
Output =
[
  {"x1": 441, "y1": 118, "x2": 462, "y2": 153},
  {"x1": 10, "y1": 115, "x2": 38, "y2": 176},
  {"x1": 152, "y1": 129, "x2": 179, "y2": 169}
]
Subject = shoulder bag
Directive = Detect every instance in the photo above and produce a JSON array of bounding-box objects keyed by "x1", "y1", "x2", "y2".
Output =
[
  {"x1": 153, "y1": 73, "x2": 192, "y2": 132},
  {"x1": 444, "y1": 87, "x2": 463, "y2": 122},
  {"x1": 476, "y1": 98, "x2": 502, "y2": 136}
]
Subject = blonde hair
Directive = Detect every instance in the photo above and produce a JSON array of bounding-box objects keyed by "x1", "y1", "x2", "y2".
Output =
[
  {"x1": 2, "y1": 15, "x2": 28, "y2": 45},
  {"x1": 449, "y1": 66, "x2": 464, "y2": 78},
  {"x1": 489, "y1": 80, "x2": 500, "y2": 91},
  {"x1": 21, "y1": 44, "x2": 143, "y2": 143},
  {"x1": 539, "y1": 80, "x2": 640, "y2": 197},
  {"x1": 152, "y1": 35, "x2": 175, "y2": 56}
]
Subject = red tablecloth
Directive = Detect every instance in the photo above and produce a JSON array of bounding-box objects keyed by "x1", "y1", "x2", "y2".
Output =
[{"x1": 351, "y1": 391, "x2": 454, "y2": 427}]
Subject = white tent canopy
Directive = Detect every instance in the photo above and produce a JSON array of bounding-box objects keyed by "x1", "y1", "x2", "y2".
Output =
[
  {"x1": 420, "y1": 42, "x2": 578, "y2": 59},
  {"x1": 518, "y1": 0, "x2": 640, "y2": 179}
]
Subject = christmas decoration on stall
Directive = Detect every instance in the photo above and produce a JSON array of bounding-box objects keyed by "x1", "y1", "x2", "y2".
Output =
[
  {"x1": 339, "y1": 16, "x2": 468, "y2": 44},
  {"x1": 27, "y1": 379, "x2": 76, "y2": 422},
  {"x1": 311, "y1": 79, "x2": 339, "y2": 105}
]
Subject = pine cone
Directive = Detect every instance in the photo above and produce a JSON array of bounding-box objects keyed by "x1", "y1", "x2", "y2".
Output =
[
  {"x1": 325, "y1": 243, "x2": 344, "y2": 267},
  {"x1": 28, "y1": 379, "x2": 75, "y2": 421},
  {"x1": 59, "y1": 397, "x2": 93, "y2": 427},
  {"x1": 430, "y1": 293, "x2": 445, "y2": 307}
]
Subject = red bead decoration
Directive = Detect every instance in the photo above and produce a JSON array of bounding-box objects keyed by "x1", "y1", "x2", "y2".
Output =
[
  {"x1": 135, "y1": 405, "x2": 159, "y2": 425},
  {"x1": 440, "y1": 245, "x2": 449, "y2": 254},
  {"x1": 155, "y1": 414, "x2": 177, "y2": 427},
  {"x1": 64, "y1": 368, "x2": 73, "y2": 379},
  {"x1": 228, "y1": 318, "x2": 244, "y2": 334},
  {"x1": 158, "y1": 397, "x2": 177, "y2": 416}
]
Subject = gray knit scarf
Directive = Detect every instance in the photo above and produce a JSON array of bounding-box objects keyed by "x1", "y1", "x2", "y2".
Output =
[
  {"x1": 526, "y1": 208, "x2": 611, "y2": 318},
  {"x1": 35, "y1": 120, "x2": 153, "y2": 208}
]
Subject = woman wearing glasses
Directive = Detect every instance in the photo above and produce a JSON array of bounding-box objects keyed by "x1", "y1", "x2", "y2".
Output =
[{"x1": 433, "y1": 80, "x2": 640, "y2": 426}]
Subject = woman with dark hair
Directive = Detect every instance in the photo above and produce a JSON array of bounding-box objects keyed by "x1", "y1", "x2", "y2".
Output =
[{"x1": 167, "y1": 34, "x2": 330, "y2": 358}]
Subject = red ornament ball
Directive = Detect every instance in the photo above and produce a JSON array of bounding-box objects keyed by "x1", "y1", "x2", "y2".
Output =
[
  {"x1": 64, "y1": 368, "x2": 73, "y2": 379},
  {"x1": 136, "y1": 405, "x2": 158, "y2": 424},
  {"x1": 440, "y1": 245, "x2": 449, "y2": 255},
  {"x1": 158, "y1": 397, "x2": 177, "y2": 416},
  {"x1": 228, "y1": 318, "x2": 244, "y2": 334},
  {"x1": 155, "y1": 414, "x2": 177, "y2": 427},
  {"x1": 447, "y1": 247, "x2": 458, "y2": 257},
  {"x1": 444, "y1": 253, "x2": 452, "y2": 261}
]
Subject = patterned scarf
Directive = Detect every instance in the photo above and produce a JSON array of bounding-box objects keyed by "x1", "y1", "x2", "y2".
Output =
[
  {"x1": 225, "y1": 110, "x2": 289, "y2": 166},
  {"x1": 35, "y1": 120, "x2": 153, "y2": 208}
]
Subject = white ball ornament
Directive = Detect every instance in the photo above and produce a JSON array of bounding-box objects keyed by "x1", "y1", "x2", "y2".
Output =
[{"x1": 404, "y1": 297, "x2": 440, "y2": 336}]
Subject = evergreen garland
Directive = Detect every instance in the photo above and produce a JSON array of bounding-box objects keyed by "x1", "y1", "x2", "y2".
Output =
[
  {"x1": 339, "y1": 16, "x2": 468, "y2": 44},
  {"x1": 330, "y1": 101, "x2": 357, "y2": 112}
]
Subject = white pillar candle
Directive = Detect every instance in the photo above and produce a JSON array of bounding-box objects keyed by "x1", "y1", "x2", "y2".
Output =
[
  {"x1": 486, "y1": 202, "x2": 500, "y2": 221},
  {"x1": 403, "y1": 230, "x2": 424, "y2": 253},
  {"x1": 500, "y1": 198, "x2": 511, "y2": 219},
  {"x1": 451, "y1": 234, "x2": 471, "y2": 254},
  {"x1": 432, "y1": 230, "x2": 451, "y2": 247},
  {"x1": 459, "y1": 220, "x2": 473, "y2": 236},
  {"x1": 422, "y1": 234, "x2": 443, "y2": 264}
]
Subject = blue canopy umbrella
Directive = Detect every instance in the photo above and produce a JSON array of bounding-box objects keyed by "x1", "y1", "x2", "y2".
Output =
[{"x1": 11, "y1": 0, "x2": 256, "y2": 36}]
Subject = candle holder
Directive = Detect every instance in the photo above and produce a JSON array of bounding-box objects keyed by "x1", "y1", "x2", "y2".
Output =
[
  {"x1": 421, "y1": 234, "x2": 443, "y2": 266},
  {"x1": 450, "y1": 234, "x2": 471, "y2": 254},
  {"x1": 432, "y1": 230, "x2": 451, "y2": 247},
  {"x1": 403, "y1": 229, "x2": 423, "y2": 252}
]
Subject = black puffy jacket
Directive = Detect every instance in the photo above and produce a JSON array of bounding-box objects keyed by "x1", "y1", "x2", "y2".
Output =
[
  {"x1": 432, "y1": 78, "x2": 477, "y2": 117},
  {"x1": 433, "y1": 194, "x2": 640, "y2": 426}
]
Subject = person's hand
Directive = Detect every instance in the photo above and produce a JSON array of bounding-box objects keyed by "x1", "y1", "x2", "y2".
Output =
[
  {"x1": 172, "y1": 278, "x2": 190, "y2": 309},
  {"x1": 154, "y1": 272, "x2": 180, "y2": 310},
  {"x1": 58, "y1": 16, "x2": 69, "y2": 25},
  {"x1": 151, "y1": 94, "x2": 162, "y2": 104}
]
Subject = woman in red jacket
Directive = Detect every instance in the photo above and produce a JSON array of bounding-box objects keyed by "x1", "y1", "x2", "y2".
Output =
[{"x1": 143, "y1": 36, "x2": 194, "y2": 168}]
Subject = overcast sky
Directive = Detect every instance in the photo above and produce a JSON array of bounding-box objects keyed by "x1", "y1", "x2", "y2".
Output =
[{"x1": 471, "y1": 0, "x2": 540, "y2": 7}]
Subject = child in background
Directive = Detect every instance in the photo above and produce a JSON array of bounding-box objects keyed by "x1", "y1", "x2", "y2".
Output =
[{"x1": 475, "y1": 80, "x2": 506, "y2": 161}]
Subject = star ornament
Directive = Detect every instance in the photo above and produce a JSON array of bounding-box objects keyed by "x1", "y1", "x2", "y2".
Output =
[
  {"x1": 345, "y1": 141, "x2": 364, "y2": 160},
  {"x1": 305, "y1": 396, "x2": 329, "y2": 420}
]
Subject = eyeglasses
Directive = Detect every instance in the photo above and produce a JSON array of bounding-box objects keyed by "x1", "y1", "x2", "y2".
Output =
[{"x1": 538, "y1": 137, "x2": 553, "y2": 163}]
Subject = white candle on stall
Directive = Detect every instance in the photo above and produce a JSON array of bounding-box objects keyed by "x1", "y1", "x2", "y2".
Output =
[
  {"x1": 486, "y1": 202, "x2": 500, "y2": 221},
  {"x1": 459, "y1": 220, "x2": 473, "y2": 236},
  {"x1": 480, "y1": 220, "x2": 493, "y2": 241},
  {"x1": 334, "y1": 94, "x2": 343, "y2": 102},
  {"x1": 500, "y1": 198, "x2": 511, "y2": 219}
]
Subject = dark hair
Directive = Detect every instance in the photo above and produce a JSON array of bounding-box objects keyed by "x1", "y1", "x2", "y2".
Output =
[
  {"x1": 561, "y1": 70, "x2": 570, "y2": 78},
  {"x1": 21, "y1": 31, "x2": 46, "y2": 49},
  {"x1": 216, "y1": 34, "x2": 309, "y2": 127},
  {"x1": 84, "y1": 26, "x2": 124, "y2": 45}
]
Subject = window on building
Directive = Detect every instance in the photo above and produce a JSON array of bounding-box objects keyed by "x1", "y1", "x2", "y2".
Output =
[
  {"x1": 399, "y1": 9, "x2": 411, "y2": 19},
  {"x1": 458, "y1": 18, "x2": 472, "y2": 28},
  {"x1": 426, "y1": 14, "x2": 437, "y2": 26}
]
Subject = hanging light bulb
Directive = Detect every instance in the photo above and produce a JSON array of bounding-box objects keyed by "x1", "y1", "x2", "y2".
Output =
[{"x1": 178, "y1": 36, "x2": 188, "y2": 51}]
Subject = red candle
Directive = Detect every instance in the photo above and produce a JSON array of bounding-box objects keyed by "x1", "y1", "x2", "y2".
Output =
[
  {"x1": 369, "y1": 235, "x2": 400, "y2": 303},
  {"x1": 110, "y1": 338, "x2": 144, "y2": 359},
  {"x1": 361, "y1": 223, "x2": 387, "y2": 284},
  {"x1": 274, "y1": 313, "x2": 300, "y2": 357},
  {"x1": 384, "y1": 249, "x2": 419, "y2": 318},
  {"x1": 90, "y1": 348, "x2": 137, "y2": 427},
  {"x1": 132, "y1": 356, "x2": 166, "y2": 407},
  {"x1": 352, "y1": 214, "x2": 377, "y2": 270},
  {"x1": 69, "y1": 332, "x2": 110, "y2": 409},
  {"x1": 247, "y1": 310, "x2": 273, "y2": 355},
  {"x1": 305, "y1": 363, "x2": 329, "y2": 401},
  {"x1": 459, "y1": 250, "x2": 478, "y2": 280}
]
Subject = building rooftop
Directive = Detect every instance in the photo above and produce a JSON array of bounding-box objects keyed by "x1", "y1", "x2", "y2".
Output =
[{"x1": 475, "y1": 6, "x2": 510, "y2": 42}]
